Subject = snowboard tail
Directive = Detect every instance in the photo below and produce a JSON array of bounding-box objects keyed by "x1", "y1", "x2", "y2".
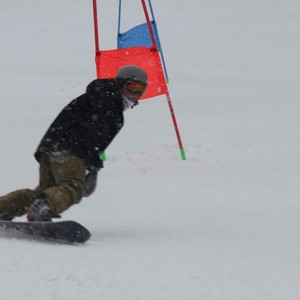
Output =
[{"x1": 0, "y1": 220, "x2": 91, "y2": 243}]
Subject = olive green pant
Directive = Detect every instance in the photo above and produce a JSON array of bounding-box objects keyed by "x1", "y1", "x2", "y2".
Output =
[{"x1": 0, "y1": 154, "x2": 86, "y2": 220}]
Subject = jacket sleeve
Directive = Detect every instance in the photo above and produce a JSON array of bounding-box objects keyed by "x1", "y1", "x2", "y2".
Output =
[{"x1": 67, "y1": 96, "x2": 105, "y2": 172}]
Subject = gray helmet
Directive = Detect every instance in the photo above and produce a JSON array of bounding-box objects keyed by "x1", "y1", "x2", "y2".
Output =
[{"x1": 116, "y1": 65, "x2": 148, "y2": 86}]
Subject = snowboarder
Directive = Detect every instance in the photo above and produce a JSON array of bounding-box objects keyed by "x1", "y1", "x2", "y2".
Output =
[{"x1": 0, "y1": 65, "x2": 148, "y2": 222}]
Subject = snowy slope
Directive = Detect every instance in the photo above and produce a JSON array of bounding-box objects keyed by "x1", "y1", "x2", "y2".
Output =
[{"x1": 1, "y1": 0, "x2": 300, "y2": 299}]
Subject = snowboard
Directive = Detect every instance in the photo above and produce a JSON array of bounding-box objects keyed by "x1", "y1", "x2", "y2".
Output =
[{"x1": 0, "y1": 220, "x2": 91, "y2": 243}]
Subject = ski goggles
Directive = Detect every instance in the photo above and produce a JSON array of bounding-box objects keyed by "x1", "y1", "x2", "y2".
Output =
[{"x1": 125, "y1": 81, "x2": 147, "y2": 97}]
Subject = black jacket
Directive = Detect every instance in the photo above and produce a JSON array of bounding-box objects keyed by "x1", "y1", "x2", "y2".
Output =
[{"x1": 35, "y1": 79, "x2": 124, "y2": 171}]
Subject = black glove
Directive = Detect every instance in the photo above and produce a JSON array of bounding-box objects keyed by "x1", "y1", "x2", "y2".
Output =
[{"x1": 84, "y1": 170, "x2": 98, "y2": 197}]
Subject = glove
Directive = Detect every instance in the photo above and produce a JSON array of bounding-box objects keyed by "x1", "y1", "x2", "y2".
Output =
[{"x1": 84, "y1": 170, "x2": 98, "y2": 197}]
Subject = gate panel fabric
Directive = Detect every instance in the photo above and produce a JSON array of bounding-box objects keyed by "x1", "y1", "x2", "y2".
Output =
[{"x1": 95, "y1": 46, "x2": 167, "y2": 100}]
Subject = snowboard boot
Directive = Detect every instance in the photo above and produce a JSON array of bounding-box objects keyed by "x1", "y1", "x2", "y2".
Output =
[
  {"x1": 0, "y1": 211, "x2": 13, "y2": 221},
  {"x1": 27, "y1": 195, "x2": 60, "y2": 222}
]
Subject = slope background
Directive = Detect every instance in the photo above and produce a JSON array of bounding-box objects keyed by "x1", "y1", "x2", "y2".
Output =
[{"x1": 0, "y1": 0, "x2": 300, "y2": 299}]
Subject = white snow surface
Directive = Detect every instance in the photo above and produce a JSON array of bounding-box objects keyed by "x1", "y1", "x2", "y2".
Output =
[{"x1": 1, "y1": 0, "x2": 300, "y2": 299}]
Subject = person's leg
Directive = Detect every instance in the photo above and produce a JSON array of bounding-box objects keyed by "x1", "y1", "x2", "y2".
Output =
[
  {"x1": 0, "y1": 154, "x2": 56, "y2": 220},
  {"x1": 0, "y1": 154, "x2": 86, "y2": 220},
  {"x1": 42, "y1": 155, "x2": 86, "y2": 215},
  {"x1": 0, "y1": 189, "x2": 39, "y2": 220}
]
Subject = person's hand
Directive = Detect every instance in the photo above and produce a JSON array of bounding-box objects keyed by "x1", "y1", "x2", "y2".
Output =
[{"x1": 84, "y1": 171, "x2": 98, "y2": 197}]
